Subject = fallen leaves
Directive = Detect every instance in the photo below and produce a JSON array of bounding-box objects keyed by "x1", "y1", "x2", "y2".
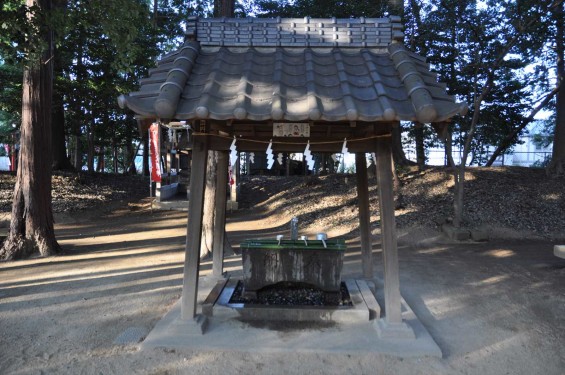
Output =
[
  {"x1": 0, "y1": 171, "x2": 148, "y2": 213},
  {"x1": 239, "y1": 166, "x2": 565, "y2": 238},
  {"x1": 1, "y1": 166, "x2": 563, "y2": 239}
]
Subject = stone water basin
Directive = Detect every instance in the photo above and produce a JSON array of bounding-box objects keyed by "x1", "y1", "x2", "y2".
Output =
[{"x1": 240, "y1": 238, "x2": 346, "y2": 299}]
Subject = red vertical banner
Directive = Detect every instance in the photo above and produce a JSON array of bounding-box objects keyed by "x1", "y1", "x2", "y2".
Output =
[
  {"x1": 149, "y1": 123, "x2": 162, "y2": 183},
  {"x1": 228, "y1": 165, "x2": 234, "y2": 186}
]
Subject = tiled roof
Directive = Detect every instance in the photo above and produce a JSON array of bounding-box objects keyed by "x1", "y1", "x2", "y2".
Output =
[
  {"x1": 118, "y1": 17, "x2": 467, "y2": 124},
  {"x1": 190, "y1": 16, "x2": 404, "y2": 48}
]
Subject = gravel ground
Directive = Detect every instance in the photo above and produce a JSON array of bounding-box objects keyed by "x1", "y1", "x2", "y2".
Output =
[
  {"x1": 0, "y1": 167, "x2": 564, "y2": 374},
  {"x1": 0, "y1": 201, "x2": 563, "y2": 374}
]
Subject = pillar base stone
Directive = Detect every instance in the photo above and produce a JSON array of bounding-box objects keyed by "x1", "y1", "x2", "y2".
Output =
[
  {"x1": 374, "y1": 319, "x2": 416, "y2": 340},
  {"x1": 178, "y1": 314, "x2": 208, "y2": 335}
]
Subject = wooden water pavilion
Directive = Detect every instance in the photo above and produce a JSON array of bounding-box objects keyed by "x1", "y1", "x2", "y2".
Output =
[{"x1": 119, "y1": 15, "x2": 467, "y2": 337}]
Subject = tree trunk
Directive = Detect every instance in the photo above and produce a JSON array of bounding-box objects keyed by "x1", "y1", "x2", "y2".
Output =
[
  {"x1": 199, "y1": 0, "x2": 235, "y2": 259},
  {"x1": 388, "y1": 0, "x2": 403, "y2": 16},
  {"x1": 214, "y1": 0, "x2": 235, "y2": 17},
  {"x1": 112, "y1": 138, "x2": 119, "y2": 173},
  {"x1": 391, "y1": 124, "x2": 414, "y2": 166},
  {"x1": 97, "y1": 145, "x2": 105, "y2": 172},
  {"x1": 124, "y1": 126, "x2": 136, "y2": 175},
  {"x1": 442, "y1": 131, "x2": 465, "y2": 226},
  {"x1": 550, "y1": 81, "x2": 565, "y2": 175},
  {"x1": 87, "y1": 117, "x2": 95, "y2": 172},
  {"x1": 414, "y1": 122, "x2": 425, "y2": 170},
  {"x1": 51, "y1": 49, "x2": 73, "y2": 171},
  {"x1": 200, "y1": 150, "x2": 217, "y2": 258},
  {"x1": 51, "y1": 0, "x2": 72, "y2": 171},
  {"x1": 72, "y1": 133, "x2": 81, "y2": 169},
  {"x1": 142, "y1": 132, "x2": 150, "y2": 176},
  {"x1": 51, "y1": 96, "x2": 73, "y2": 171},
  {"x1": 1, "y1": 0, "x2": 60, "y2": 260},
  {"x1": 548, "y1": 1, "x2": 565, "y2": 176},
  {"x1": 127, "y1": 141, "x2": 139, "y2": 175},
  {"x1": 452, "y1": 166, "x2": 465, "y2": 227},
  {"x1": 129, "y1": 149, "x2": 138, "y2": 174},
  {"x1": 71, "y1": 29, "x2": 84, "y2": 171}
]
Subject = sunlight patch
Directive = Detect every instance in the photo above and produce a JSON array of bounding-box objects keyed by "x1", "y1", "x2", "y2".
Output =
[
  {"x1": 424, "y1": 295, "x2": 465, "y2": 319},
  {"x1": 485, "y1": 249, "x2": 515, "y2": 258},
  {"x1": 542, "y1": 193, "x2": 561, "y2": 201},
  {"x1": 468, "y1": 274, "x2": 509, "y2": 287},
  {"x1": 417, "y1": 247, "x2": 449, "y2": 255}
]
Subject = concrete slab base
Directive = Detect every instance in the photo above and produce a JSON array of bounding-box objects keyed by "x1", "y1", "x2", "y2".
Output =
[
  {"x1": 144, "y1": 312, "x2": 209, "y2": 344},
  {"x1": 152, "y1": 199, "x2": 189, "y2": 211},
  {"x1": 555, "y1": 245, "x2": 565, "y2": 259},
  {"x1": 141, "y1": 278, "x2": 442, "y2": 358}
]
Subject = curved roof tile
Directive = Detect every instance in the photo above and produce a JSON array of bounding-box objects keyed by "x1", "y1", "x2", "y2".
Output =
[{"x1": 119, "y1": 17, "x2": 466, "y2": 124}]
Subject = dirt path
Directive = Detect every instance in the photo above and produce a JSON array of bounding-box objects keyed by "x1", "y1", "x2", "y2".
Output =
[{"x1": 0, "y1": 201, "x2": 564, "y2": 374}]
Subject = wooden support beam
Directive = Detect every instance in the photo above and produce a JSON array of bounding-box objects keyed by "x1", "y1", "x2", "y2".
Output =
[
  {"x1": 212, "y1": 151, "x2": 229, "y2": 278},
  {"x1": 181, "y1": 137, "x2": 209, "y2": 320},
  {"x1": 375, "y1": 135, "x2": 402, "y2": 325},
  {"x1": 355, "y1": 152, "x2": 373, "y2": 279}
]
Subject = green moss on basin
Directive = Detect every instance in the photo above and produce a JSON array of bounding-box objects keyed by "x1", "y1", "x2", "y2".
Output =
[{"x1": 240, "y1": 239, "x2": 346, "y2": 251}]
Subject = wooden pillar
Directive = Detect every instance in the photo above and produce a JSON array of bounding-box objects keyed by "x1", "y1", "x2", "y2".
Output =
[
  {"x1": 355, "y1": 153, "x2": 373, "y2": 279},
  {"x1": 181, "y1": 136, "x2": 208, "y2": 320},
  {"x1": 213, "y1": 151, "x2": 229, "y2": 278},
  {"x1": 375, "y1": 135, "x2": 402, "y2": 325}
]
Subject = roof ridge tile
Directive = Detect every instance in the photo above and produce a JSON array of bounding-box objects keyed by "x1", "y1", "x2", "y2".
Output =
[{"x1": 194, "y1": 16, "x2": 399, "y2": 48}]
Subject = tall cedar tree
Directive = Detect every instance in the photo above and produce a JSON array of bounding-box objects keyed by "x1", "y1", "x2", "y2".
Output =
[
  {"x1": 549, "y1": 1, "x2": 565, "y2": 175},
  {"x1": 1, "y1": 0, "x2": 60, "y2": 260},
  {"x1": 200, "y1": 0, "x2": 235, "y2": 259}
]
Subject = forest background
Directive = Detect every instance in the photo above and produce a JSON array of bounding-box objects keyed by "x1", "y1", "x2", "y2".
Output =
[
  {"x1": 0, "y1": 0, "x2": 563, "y2": 260},
  {"x1": 1, "y1": 0, "x2": 563, "y2": 173}
]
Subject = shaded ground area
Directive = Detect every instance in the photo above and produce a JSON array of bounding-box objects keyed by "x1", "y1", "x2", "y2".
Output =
[
  {"x1": 0, "y1": 195, "x2": 564, "y2": 374},
  {"x1": 0, "y1": 167, "x2": 564, "y2": 373}
]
